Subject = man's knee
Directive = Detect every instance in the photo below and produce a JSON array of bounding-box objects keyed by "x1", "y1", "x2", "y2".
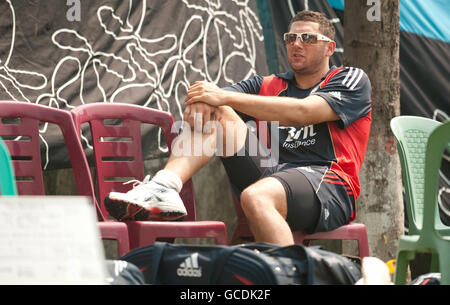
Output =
[
  {"x1": 240, "y1": 184, "x2": 272, "y2": 216},
  {"x1": 240, "y1": 185, "x2": 258, "y2": 215},
  {"x1": 240, "y1": 178, "x2": 288, "y2": 219}
]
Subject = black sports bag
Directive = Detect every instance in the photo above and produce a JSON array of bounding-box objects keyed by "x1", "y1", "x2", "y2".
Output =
[{"x1": 120, "y1": 242, "x2": 361, "y2": 285}]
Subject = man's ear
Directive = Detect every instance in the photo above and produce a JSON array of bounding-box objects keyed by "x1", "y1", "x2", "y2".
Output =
[{"x1": 326, "y1": 41, "x2": 336, "y2": 57}]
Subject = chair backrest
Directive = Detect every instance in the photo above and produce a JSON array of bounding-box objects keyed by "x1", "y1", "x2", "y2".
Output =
[
  {"x1": 390, "y1": 116, "x2": 443, "y2": 234},
  {"x1": 422, "y1": 120, "x2": 450, "y2": 236},
  {"x1": 71, "y1": 103, "x2": 197, "y2": 221},
  {"x1": 0, "y1": 101, "x2": 100, "y2": 216},
  {"x1": 0, "y1": 115, "x2": 45, "y2": 194},
  {"x1": 0, "y1": 138, "x2": 17, "y2": 195}
]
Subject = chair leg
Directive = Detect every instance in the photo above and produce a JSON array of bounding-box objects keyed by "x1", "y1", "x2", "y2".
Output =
[
  {"x1": 430, "y1": 253, "x2": 439, "y2": 272},
  {"x1": 214, "y1": 233, "x2": 229, "y2": 245},
  {"x1": 292, "y1": 230, "x2": 306, "y2": 244},
  {"x1": 357, "y1": 235, "x2": 370, "y2": 259},
  {"x1": 439, "y1": 254, "x2": 450, "y2": 285},
  {"x1": 97, "y1": 223, "x2": 130, "y2": 258},
  {"x1": 116, "y1": 237, "x2": 131, "y2": 258},
  {"x1": 127, "y1": 226, "x2": 157, "y2": 250},
  {"x1": 394, "y1": 250, "x2": 414, "y2": 285}
]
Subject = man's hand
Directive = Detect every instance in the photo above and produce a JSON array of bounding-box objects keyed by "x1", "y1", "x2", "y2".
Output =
[
  {"x1": 185, "y1": 81, "x2": 230, "y2": 107},
  {"x1": 183, "y1": 102, "x2": 219, "y2": 133}
]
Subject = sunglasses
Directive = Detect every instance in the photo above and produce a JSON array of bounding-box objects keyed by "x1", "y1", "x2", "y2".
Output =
[{"x1": 283, "y1": 32, "x2": 333, "y2": 44}]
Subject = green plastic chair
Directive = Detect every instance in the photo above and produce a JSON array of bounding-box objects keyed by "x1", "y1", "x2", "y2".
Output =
[
  {"x1": 0, "y1": 138, "x2": 17, "y2": 195},
  {"x1": 390, "y1": 116, "x2": 450, "y2": 284}
]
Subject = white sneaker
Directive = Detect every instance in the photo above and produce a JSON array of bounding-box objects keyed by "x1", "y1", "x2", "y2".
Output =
[{"x1": 104, "y1": 175, "x2": 187, "y2": 221}]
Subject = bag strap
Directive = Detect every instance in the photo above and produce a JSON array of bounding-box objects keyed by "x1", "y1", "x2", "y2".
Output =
[
  {"x1": 238, "y1": 242, "x2": 281, "y2": 252},
  {"x1": 209, "y1": 245, "x2": 239, "y2": 284},
  {"x1": 267, "y1": 244, "x2": 315, "y2": 284},
  {"x1": 303, "y1": 248, "x2": 315, "y2": 284},
  {"x1": 148, "y1": 241, "x2": 168, "y2": 284}
]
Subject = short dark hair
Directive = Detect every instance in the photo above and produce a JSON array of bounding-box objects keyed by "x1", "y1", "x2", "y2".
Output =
[{"x1": 288, "y1": 10, "x2": 335, "y2": 40}]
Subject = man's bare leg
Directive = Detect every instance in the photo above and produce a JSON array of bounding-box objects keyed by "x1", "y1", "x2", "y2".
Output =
[
  {"x1": 104, "y1": 106, "x2": 249, "y2": 221},
  {"x1": 164, "y1": 106, "x2": 248, "y2": 184},
  {"x1": 240, "y1": 177, "x2": 294, "y2": 245}
]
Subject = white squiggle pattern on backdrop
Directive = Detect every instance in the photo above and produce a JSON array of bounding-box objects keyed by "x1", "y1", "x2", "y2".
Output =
[
  {"x1": 433, "y1": 109, "x2": 450, "y2": 215},
  {"x1": 0, "y1": 0, "x2": 264, "y2": 168},
  {"x1": 0, "y1": 0, "x2": 48, "y2": 101}
]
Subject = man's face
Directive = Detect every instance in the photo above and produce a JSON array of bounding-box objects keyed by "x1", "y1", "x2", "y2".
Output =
[{"x1": 286, "y1": 21, "x2": 333, "y2": 75}]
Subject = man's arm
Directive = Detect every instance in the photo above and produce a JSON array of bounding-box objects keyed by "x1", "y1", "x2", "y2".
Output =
[{"x1": 185, "y1": 81, "x2": 339, "y2": 126}]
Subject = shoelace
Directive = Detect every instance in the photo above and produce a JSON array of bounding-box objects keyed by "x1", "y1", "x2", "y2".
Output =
[{"x1": 122, "y1": 175, "x2": 152, "y2": 188}]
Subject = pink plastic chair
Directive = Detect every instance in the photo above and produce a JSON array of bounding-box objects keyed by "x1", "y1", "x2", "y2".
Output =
[
  {"x1": 229, "y1": 121, "x2": 370, "y2": 259},
  {"x1": 0, "y1": 101, "x2": 130, "y2": 257},
  {"x1": 71, "y1": 103, "x2": 228, "y2": 250}
]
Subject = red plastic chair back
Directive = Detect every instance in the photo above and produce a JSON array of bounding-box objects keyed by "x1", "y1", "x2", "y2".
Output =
[
  {"x1": 89, "y1": 117, "x2": 145, "y2": 210},
  {"x1": 0, "y1": 101, "x2": 130, "y2": 257},
  {"x1": 0, "y1": 116, "x2": 45, "y2": 195},
  {"x1": 71, "y1": 103, "x2": 196, "y2": 221},
  {"x1": 0, "y1": 101, "x2": 102, "y2": 213},
  {"x1": 0, "y1": 101, "x2": 99, "y2": 215}
]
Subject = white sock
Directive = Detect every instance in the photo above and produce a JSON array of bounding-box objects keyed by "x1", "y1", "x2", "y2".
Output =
[{"x1": 152, "y1": 169, "x2": 183, "y2": 193}]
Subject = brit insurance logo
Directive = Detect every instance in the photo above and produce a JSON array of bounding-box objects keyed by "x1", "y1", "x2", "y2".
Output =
[
  {"x1": 279, "y1": 125, "x2": 317, "y2": 149},
  {"x1": 177, "y1": 253, "x2": 202, "y2": 278}
]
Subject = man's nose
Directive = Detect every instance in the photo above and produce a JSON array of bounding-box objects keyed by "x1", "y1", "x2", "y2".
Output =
[{"x1": 293, "y1": 37, "x2": 304, "y2": 48}]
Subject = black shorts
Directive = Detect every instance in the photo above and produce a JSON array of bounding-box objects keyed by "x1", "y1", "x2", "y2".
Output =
[{"x1": 221, "y1": 128, "x2": 355, "y2": 234}]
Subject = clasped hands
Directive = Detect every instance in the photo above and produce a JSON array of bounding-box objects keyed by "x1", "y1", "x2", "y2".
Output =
[{"x1": 183, "y1": 81, "x2": 229, "y2": 133}]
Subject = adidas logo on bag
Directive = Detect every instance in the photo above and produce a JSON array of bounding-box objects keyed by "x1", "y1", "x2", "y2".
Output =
[{"x1": 177, "y1": 253, "x2": 202, "y2": 278}]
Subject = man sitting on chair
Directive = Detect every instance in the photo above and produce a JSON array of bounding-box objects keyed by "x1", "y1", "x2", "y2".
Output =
[{"x1": 105, "y1": 10, "x2": 372, "y2": 246}]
